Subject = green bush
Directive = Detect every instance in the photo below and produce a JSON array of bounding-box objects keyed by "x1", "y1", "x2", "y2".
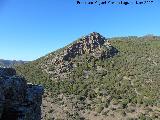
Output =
[{"x1": 95, "y1": 105, "x2": 104, "y2": 113}]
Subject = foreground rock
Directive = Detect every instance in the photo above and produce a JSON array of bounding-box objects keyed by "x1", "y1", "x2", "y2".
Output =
[{"x1": 0, "y1": 68, "x2": 44, "y2": 120}]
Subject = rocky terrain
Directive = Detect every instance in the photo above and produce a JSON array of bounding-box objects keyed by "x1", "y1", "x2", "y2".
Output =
[
  {"x1": 0, "y1": 68, "x2": 44, "y2": 120},
  {"x1": 15, "y1": 33, "x2": 160, "y2": 120}
]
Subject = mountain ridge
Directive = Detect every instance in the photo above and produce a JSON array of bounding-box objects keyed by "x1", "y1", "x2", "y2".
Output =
[{"x1": 0, "y1": 59, "x2": 28, "y2": 67}]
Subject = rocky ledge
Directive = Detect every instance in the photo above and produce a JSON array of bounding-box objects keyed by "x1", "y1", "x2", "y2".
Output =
[{"x1": 0, "y1": 68, "x2": 44, "y2": 120}]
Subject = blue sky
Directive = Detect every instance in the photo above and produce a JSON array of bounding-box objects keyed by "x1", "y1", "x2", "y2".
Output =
[{"x1": 0, "y1": 0, "x2": 159, "y2": 61}]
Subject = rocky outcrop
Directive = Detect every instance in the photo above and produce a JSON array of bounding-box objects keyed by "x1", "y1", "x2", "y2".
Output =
[
  {"x1": 0, "y1": 68, "x2": 44, "y2": 120},
  {"x1": 55, "y1": 32, "x2": 118, "y2": 64},
  {"x1": 45, "y1": 32, "x2": 118, "y2": 80},
  {"x1": 63, "y1": 32, "x2": 106, "y2": 61}
]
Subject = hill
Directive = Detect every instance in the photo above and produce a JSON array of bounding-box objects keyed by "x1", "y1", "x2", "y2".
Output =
[{"x1": 15, "y1": 33, "x2": 160, "y2": 120}]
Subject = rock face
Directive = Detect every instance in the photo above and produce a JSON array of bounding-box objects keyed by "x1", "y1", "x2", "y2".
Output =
[
  {"x1": 63, "y1": 32, "x2": 106, "y2": 61},
  {"x1": 0, "y1": 68, "x2": 44, "y2": 120}
]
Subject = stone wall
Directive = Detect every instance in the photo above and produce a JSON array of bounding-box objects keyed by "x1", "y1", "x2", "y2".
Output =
[{"x1": 0, "y1": 68, "x2": 44, "y2": 120}]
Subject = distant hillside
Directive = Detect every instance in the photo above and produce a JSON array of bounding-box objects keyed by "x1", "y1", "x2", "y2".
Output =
[
  {"x1": 0, "y1": 59, "x2": 28, "y2": 67},
  {"x1": 15, "y1": 33, "x2": 160, "y2": 120}
]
